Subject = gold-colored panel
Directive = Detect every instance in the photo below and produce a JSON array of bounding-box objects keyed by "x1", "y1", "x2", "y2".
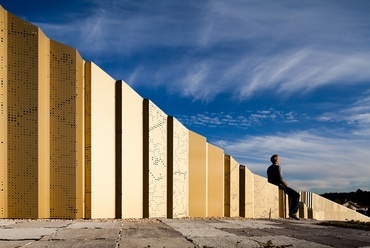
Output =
[
  {"x1": 7, "y1": 11, "x2": 39, "y2": 218},
  {"x1": 38, "y1": 28, "x2": 50, "y2": 218},
  {"x1": 0, "y1": 6, "x2": 8, "y2": 218},
  {"x1": 207, "y1": 143, "x2": 224, "y2": 217},
  {"x1": 84, "y1": 62, "x2": 91, "y2": 219},
  {"x1": 188, "y1": 131, "x2": 207, "y2": 217},
  {"x1": 49, "y1": 40, "x2": 83, "y2": 218}
]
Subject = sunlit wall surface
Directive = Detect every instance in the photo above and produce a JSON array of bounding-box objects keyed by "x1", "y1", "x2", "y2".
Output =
[
  {"x1": 207, "y1": 143, "x2": 224, "y2": 217},
  {"x1": 85, "y1": 62, "x2": 116, "y2": 219},
  {"x1": 224, "y1": 155, "x2": 239, "y2": 217},
  {"x1": 188, "y1": 131, "x2": 207, "y2": 217},
  {"x1": 143, "y1": 99, "x2": 168, "y2": 218},
  {"x1": 2, "y1": 10, "x2": 39, "y2": 218},
  {"x1": 49, "y1": 40, "x2": 84, "y2": 219},
  {"x1": 168, "y1": 117, "x2": 189, "y2": 218},
  {"x1": 118, "y1": 80, "x2": 143, "y2": 219}
]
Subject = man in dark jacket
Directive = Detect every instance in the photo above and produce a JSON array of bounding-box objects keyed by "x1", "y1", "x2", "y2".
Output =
[{"x1": 267, "y1": 154, "x2": 300, "y2": 220}]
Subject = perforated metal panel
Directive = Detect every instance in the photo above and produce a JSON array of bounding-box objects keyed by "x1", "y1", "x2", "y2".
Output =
[
  {"x1": 6, "y1": 12, "x2": 39, "y2": 218},
  {"x1": 0, "y1": 6, "x2": 7, "y2": 218},
  {"x1": 144, "y1": 100, "x2": 167, "y2": 218},
  {"x1": 172, "y1": 117, "x2": 188, "y2": 218},
  {"x1": 49, "y1": 40, "x2": 83, "y2": 218}
]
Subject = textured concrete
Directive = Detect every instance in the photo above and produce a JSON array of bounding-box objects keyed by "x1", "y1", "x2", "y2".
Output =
[{"x1": 0, "y1": 218, "x2": 370, "y2": 248}]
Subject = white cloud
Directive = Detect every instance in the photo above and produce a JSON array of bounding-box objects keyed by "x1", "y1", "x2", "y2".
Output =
[
  {"x1": 214, "y1": 131, "x2": 370, "y2": 193},
  {"x1": 31, "y1": 0, "x2": 370, "y2": 102},
  {"x1": 177, "y1": 109, "x2": 299, "y2": 129}
]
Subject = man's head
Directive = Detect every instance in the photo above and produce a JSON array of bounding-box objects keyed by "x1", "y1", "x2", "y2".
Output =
[{"x1": 270, "y1": 154, "x2": 279, "y2": 165}]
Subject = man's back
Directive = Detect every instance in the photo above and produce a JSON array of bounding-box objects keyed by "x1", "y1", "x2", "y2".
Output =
[{"x1": 267, "y1": 164, "x2": 282, "y2": 186}]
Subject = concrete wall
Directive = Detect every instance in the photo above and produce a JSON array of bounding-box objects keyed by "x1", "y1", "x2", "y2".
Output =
[
  {"x1": 310, "y1": 193, "x2": 370, "y2": 222},
  {"x1": 254, "y1": 175, "x2": 279, "y2": 218},
  {"x1": 241, "y1": 165, "x2": 279, "y2": 219}
]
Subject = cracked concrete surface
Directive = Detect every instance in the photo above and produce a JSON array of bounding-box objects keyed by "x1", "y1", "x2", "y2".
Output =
[{"x1": 0, "y1": 218, "x2": 369, "y2": 247}]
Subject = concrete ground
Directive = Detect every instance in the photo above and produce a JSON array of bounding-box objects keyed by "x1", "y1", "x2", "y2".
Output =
[{"x1": 0, "y1": 217, "x2": 370, "y2": 248}]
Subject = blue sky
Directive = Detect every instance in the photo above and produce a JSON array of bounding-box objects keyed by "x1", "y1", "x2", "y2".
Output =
[{"x1": 2, "y1": 0, "x2": 370, "y2": 194}]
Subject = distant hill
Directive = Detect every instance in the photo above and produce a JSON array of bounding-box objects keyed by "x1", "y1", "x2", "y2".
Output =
[{"x1": 321, "y1": 189, "x2": 370, "y2": 207}]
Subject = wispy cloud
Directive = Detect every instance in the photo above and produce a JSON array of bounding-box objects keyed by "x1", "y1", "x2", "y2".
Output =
[
  {"x1": 214, "y1": 131, "x2": 370, "y2": 193},
  {"x1": 30, "y1": 0, "x2": 370, "y2": 102},
  {"x1": 177, "y1": 109, "x2": 300, "y2": 129}
]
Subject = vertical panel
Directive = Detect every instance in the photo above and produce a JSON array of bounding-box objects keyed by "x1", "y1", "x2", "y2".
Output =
[
  {"x1": 229, "y1": 156, "x2": 239, "y2": 217},
  {"x1": 120, "y1": 81, "x2": 143, "y2": 218},
  {"x1": 38, "y1": 29, "x2": 50, "y2": 218},
  {"x1": 224, "y1": 155, "x2": 231, "y2": 217},
  {"x1": 0, "y1": 6, "x2": 7, "y2": 218},
  {"x1": 143, "y1": 100, "x2": 167, "y2": 218},
  {"x1": 88, "y1": 62, "x2": 115, "y2": 219},
  {"x1": 115, "y1": 82, "x2": 122, "y2": 219},
  {"x1": 207, "y1": 143, "x2": 224, "y2": 217},
  {"x1": 253, "y1": 174, "x2": 279, "y2": 218},
  {"x1": 244, "y1": 166, "x2": 254, "y2": 218},
  {"x1": 239, "y1": 166, "x2": 245, "y2": 217},
  {"x1": 225, "y1": 155, "x2": 240, "y2": 217},
  {"x1": 166, "y1": 117, "x2": 173, "y2": 219},
  {"x1": 84, "y1": 63, "x2": 92, "y2": 219},
  {"x1": 188, "y1": 131, "x2": 207, "y2": 217},
  {"x1": 49, "y1": 40, "x2": 84, "y2": 218},
  {"x1": 171, "y1": 117, "x2": 189, "y2": 218},
  {"x1": 7, "y1": 12, "x2": 39, "y2": 218},
  {"x1": 75, "y1": 52, "x2": 85, "y2": 219}
]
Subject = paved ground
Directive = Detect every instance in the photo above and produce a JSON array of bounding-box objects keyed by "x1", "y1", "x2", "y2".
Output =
[{"x1": 0, "y1": 218, "x2": 370, "y2": 247}]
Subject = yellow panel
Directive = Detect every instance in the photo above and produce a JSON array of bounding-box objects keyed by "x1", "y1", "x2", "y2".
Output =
[
  {"x1": 38, "y1": 28, "x2": 50, "y2": 218},
  {"x1": 120, "y1": 80, "x2": 143, "y2": 218},
  {"x1": 85, "y1": 62, "x2": 92, "y2": 219},
  {"x1": 75, "y1": 52, "x2": 85, "y2": 219},
  {"x1": 188, "y1": 131, "x2": 207, "y2": 217},
  {"x1": 207, "y1": 143, "x2": 224, "y2": 217},
  {"x1": 89, "y1": 62, "x2": 115, "y2": 219},
  {"x1": 7, "y1": 11, "x2": 39, "y2": 218},
  {"x1": 49, "y1": 40, "x2": 84, "y2": 218},
  {"x1": 0, "y1": 6, "x2": 7, "y2": 218},
  {"x1": 171, "y1": 117, "x2": 189, "y2": 218}
]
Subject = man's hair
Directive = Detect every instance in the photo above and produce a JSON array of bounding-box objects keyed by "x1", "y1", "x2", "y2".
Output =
[{"x1": 270, "y1": 154, "x2": 279, "y2": 164}]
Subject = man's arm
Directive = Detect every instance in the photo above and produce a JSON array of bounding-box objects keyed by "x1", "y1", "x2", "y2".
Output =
[{"x1": 279, "y1": 166, "x2": 288, "y2": 187}]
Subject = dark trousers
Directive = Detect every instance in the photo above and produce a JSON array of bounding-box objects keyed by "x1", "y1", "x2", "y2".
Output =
[{"x1": 280, "y1": 185, "x2": 300, "y2": 215}]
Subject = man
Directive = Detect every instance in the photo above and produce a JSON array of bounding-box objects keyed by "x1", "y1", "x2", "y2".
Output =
[{"x1": 267, "y1": 154, "x2": 300, "y2": 220}]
